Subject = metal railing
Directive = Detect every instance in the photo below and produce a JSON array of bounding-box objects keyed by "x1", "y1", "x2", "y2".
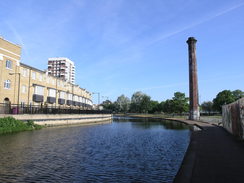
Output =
[{"x1": 0, "y1": 103, "x2": 111, "y2": 115}]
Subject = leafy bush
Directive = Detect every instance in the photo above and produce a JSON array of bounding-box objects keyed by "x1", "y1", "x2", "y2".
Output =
[{"x1": 0, "y1": 117, "x2": 42, "y2": 134}]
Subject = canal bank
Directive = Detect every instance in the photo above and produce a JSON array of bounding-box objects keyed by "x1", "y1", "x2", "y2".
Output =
[
  {"x1": 170, "y1": 118, "x2": 244, "y2": 183},
  {"x1": 0, "y1": 114, "x2": 112, "y2": 126}
]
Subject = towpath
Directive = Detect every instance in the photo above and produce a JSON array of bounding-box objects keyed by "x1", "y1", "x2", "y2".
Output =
[{"x1": 171, "y1": 118, "x2": 244, "y2": 183}]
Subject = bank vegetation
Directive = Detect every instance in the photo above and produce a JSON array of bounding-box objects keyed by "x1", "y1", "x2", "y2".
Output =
[{"x1": 0, "y1": 117, "x2": 42, "y2": 135}]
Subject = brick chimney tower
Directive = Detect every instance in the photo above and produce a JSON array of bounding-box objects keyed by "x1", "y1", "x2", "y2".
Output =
[{"x1": 187, "y1": 37, "x2": 200, "y2": 120}]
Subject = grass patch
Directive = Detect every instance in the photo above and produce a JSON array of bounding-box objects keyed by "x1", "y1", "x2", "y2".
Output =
[{"x1": 0, "y1": 117, "x2": 43, "y2": 135}]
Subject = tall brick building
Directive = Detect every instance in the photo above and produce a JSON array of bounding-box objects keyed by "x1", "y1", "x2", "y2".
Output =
[{"x1": 48, "y1": 57, "x2": 75, "y2": 84}]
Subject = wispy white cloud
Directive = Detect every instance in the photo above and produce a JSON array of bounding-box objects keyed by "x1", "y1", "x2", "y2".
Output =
[
  {"x1": 83, "y1": 1, "x2": 244, "y2": 74},
  {"x1": 134, "y1": 1, "x2": 244, "y2": 49}
]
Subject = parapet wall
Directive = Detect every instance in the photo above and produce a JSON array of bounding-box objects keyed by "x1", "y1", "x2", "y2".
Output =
[
  {"x1": 0, "y1": 114, "x2": 113, "y2": 126},
  {"x1": 222, "y1": 98, "x2": 244, "y2": 139}
]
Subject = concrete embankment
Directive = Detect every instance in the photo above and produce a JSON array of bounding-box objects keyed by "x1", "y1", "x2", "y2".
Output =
[
  {"x1": 170, "y1": 118, "x2": 244, "y2": 183},
  {"x1": 0, "y1": 114, "x2": 113, "y2": 126}
]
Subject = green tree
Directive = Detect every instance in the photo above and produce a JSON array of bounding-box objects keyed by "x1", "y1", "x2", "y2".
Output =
[
  {"x1": 101, "y1": 100, "x2": 117, "y2": 112},
  {"x1": 116, "y1": 95, "x2": 130, "y2": 113},
  {"x1": 130, "y1": 91, "x2": 152, "y2": 113},
  {"x1": 162, "y1": 92, "x2": 189, "y2": 114},
  {"x1": 140, "y1": 95, "x2": 152, "y2": 113},
  {"x1": 201, "y1": 101, "x2": 213, "y2": 115},
  {"x1": 232, "y1": 89, "x2": 244, "y2": 100},
  {"x1": 148, "y1": 100, "x2": 162, "y2": 113},
  {"x1": 213, "y1": 90, "x2": 235, "y2": 112},
  {"x1": 162, "y1": 99, "x2": 174, "y2": 113},
  {"x1": 171, "y1": 92, "x2": 189, "y2": 114}
]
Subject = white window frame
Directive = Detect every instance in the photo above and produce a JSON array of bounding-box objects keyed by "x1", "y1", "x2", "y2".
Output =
[
  {"x1": 4, "y1": 80, "x2": 11, "y2": 89},
  {"x1": 6, "y1": 60, "x2": 12, "y2": 69},
  {"x1": 59, "y1": 91, "x2": 66, "y2": 99},
  {"x1": 34, "y1": 85, "x2": 44, "y2": 95},
  {"x1": 22, "y1": 68, "x2": 28, "y2": 77},
  {"x1": 32, "y1": 72, "x2": 36, "y2": 80},
  {"x1": 22, "y1": 85, "x2": 27, "y2": 93},
  {"x1": 39, "y1": 74, "x2": 43, "y2": 81},
  {"x1": 48, "y1": 88, "x2": 56, "y2": 97},
  {"x1": 74, "y1": 95, "x2": 78, "y2": 102},
  {"x1": 79, "y1": 96, "x2": 82, "y2": 103},
  {"x1": 68, "y1": 93, "x2": 72, "y2": 100}
]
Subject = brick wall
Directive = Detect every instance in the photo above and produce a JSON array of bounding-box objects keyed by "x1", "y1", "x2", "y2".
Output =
[{"x1": 222, "y1": 98, "x2": 244, "y2": 139}]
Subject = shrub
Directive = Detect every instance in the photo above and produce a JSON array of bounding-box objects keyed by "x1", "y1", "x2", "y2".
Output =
[{"x1": 0, "y1": 117, "x2": 42, "y2": 134}]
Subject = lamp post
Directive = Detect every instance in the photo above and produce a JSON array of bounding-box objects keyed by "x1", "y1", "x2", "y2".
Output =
[{"x1": 9, "y1": 72, "x2": 21, "y2": 114}]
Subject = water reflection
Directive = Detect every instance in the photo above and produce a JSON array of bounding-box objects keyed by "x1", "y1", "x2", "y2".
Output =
[
  {"x1": 114, "y1": 117, "x2": 189, "y2": 130},
  {"x1": 0, "y1": 118, "x2": 190, "y2": 183}
]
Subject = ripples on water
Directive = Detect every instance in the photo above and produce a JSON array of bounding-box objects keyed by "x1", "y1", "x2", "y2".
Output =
[{"x1": 0, "y1": 117, "x2": 190, "y2": 183}]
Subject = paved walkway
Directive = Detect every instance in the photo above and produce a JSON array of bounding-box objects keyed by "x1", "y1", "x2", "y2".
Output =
[{"x1": 171, "y1": 119, "x2": 244, "y2": 183}]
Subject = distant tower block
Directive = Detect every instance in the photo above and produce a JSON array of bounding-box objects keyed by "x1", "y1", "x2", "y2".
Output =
[{"x1": 187, "y1": 37, "x2": 200, "y2": 120}]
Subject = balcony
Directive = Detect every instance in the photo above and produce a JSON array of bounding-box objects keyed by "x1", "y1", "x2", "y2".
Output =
[
  {"x1": 33, "y1": 94, "x2": 44, "y2": 102},
  {"x1": 58, "y1": 98, "x2": 65, "y2": 105},
  {"x1": 73, "y1": 101, "x2": 79, "y2": 106},
  {"x1": 66, "y1": 100, "x2": 73, "y2": 106},
  {"x1": 47, "y1": 97, "x2": 56, "y2": 104}
]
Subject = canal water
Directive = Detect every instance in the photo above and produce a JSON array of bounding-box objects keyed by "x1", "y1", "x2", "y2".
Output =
[{"x1": 0, "y1": 117, "x2": 190, "y2": 183}]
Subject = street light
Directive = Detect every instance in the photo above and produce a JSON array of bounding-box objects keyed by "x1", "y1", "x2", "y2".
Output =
[{"x1": 9, "y1": 72, "x2": 21, "y2": 114}]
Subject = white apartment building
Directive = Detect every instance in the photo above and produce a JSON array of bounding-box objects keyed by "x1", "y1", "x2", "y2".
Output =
[{"x1": 48, "y1": 57, "x2": 75, "y2": 84}]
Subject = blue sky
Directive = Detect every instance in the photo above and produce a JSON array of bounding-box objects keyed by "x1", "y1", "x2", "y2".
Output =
[{"x1": 1, "y1": 0, "x2": 243, "y2": 104}]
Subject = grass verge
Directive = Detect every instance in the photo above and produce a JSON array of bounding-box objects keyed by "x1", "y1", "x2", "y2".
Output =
[{"x1": 0, "y1": 117, "x2": 42, "y2": 135}]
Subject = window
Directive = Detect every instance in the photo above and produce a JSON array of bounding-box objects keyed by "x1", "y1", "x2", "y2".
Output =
[
  {"x1": 34, "y1": 85, "x2": 44, "y2": 95},
  {"x1": 79, "y1": 96, "x2": 82, "y2": 103},
  {"x1": 6, "y1": 60, "x2": 12, "y2": 69},
  {"x1": 22, "y1": 85, "x2": 27, "y2": 93},
  {"x1": 74, "y1": 95, "x2": 78, "y2": 101},
  {"x1": 59, "y1": 91, "x2": 66, "y2": 99},
  {"x1": 68, "y1": 93, "x2": 72, "y2": 100},
  {"x1": 39, "y1": 74, "x2": 43, "y2": 81},
  {"x1": 32, "y1": 72, "x2": 36, "y2": 80},
  {"x1": 52, "y1": 79, "x2": 55, "y2": 85},
  {"x1": 4, "y1": 80, "x2": 11, "y2": 89},
  {"x1": 48, "y1": 88, "x2": 56, "y2": 97},
  {"x1": 22, "y1": 68, "x2": 28, "y2": 77}
]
